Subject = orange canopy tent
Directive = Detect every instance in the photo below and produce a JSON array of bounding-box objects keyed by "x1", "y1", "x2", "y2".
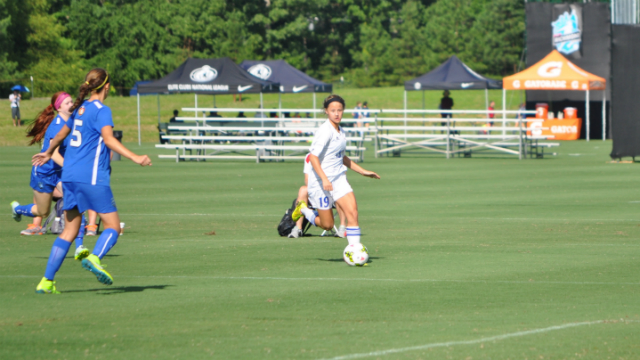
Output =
[{"x1": 502, "y1": 50, "x2": 607, "y2": 140}]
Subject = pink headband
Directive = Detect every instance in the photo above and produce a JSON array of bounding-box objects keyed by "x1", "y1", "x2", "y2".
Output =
[{"x1": 54, "y1": 93, "x2": 71, "y2": 110}]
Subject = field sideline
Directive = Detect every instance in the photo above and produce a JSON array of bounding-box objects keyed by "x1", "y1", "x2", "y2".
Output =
[
  {"x1": 0, "y1": 86, "x2": 524, "y2": 146},
  {"x1": 1, "y1": 141, "x2": 639, "y2": 359}
]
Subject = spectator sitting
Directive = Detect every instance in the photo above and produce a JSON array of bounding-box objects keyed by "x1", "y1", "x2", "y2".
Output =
[
  {"x1": 169, "y1": 109, "x2": 182, "y2": 123},
  {"x1": 270, "y1": 111, "x2": 278, "y2": 118},
  {"x1": 208, "y1": 110, "x2": 222, "y2": 118},
  {"x1": 284, "y1": 112, "x2": 291, "y2": 118},
  {"x1": 255, "y1": 106, "x2": 266, "y2": 118},
  {"x1": 237, "y1": 112, "x2": 246, "y2": 118},
  {"x1": 293, "y1": 112, "x2": 301, "y2": 118},
  {"x1": 305, "y1": 112, "x2": 312, "y2": 118}
]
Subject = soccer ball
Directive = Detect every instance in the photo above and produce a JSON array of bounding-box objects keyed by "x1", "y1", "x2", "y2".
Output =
[{"x1": 343, "y1": 243, "x2": 369, "y2": 266}]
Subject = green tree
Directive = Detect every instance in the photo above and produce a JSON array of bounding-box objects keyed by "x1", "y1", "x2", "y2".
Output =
[{"x1": 468, "y1": 0, "x2": 525, "y2": 76}]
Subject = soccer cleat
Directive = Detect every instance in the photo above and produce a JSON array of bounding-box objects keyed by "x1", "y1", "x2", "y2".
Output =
[
  {"x1": 288, "y1": 227, "x2": 302, "y2": 238},
  {"x1": 11, "y1": 201, "x2": 21, "y2": 222},
  {"x1": 35, "y1": 277, "x2": 60, "y2": 294},
  {"x1": 81, "y1": 254, "x2": 113, "y2": 285},
  {"x1": 20, "y1": 224, "x2": 43, "y2": 236},
  {"x1": 85, "y1": 224, "x2": 98, "y2": 236},
  {"x1": 291, "y1": 201, "x2": 307, "y2": 221},
  {"x1": 74, "y1": 245, "x2": 90, "y2": 261},
  {"x1": 335, "y1": 225, "x2": 347, "y2": 238}
]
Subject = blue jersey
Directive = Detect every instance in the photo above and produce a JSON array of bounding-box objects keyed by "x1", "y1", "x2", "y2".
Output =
[
  {"x1": 61, "y1": 100, "x2": 113, "y2": 186},
  {"x1": 34, "y1": 114, "x2": 66, "y2": 177}
]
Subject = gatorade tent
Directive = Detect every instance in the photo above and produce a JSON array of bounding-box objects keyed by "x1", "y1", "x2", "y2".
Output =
[{"x1": 502, "y1": 50, "x2": 606, "y2": 140}]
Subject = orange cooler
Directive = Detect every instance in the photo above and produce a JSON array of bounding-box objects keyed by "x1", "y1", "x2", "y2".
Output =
[
  {"x1": 535, "y1": 103, "x2": 549, "y2": 119},
  {"x1": 564, "y1": 107, "x2": 577, "y2": 119}
]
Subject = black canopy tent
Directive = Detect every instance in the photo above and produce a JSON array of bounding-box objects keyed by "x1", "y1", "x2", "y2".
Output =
[
  {"x1": 240, "y1": 60, "x2": 332, "y2": 117},
  {"x1": 134, "y1": 58, "x2": 279, "y2": 144},
  {"x1": 404, "y1": 55, "x2": 502, "y2": 111}
]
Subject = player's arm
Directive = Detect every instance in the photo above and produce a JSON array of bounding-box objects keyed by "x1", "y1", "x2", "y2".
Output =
[
  {"x1": 32, "y1": 126, "x2": 71, "y2": 166},
  {"x1": 51, "y1": 143, "x2": 64, "y2": 167},
  {"x1": 101, "y1": 126, "x2": 152, "y2": 166},
  {"x1": 309, "y1": 154, "x2": 332, "y2": 191},
  {"x1": 343, "y1": 156, "x2": 380, "y2": 179}
]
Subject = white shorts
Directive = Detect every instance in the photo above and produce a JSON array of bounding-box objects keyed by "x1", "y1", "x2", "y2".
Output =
[{"x1": 308, "y1": 172, "x2": 353, "y2": 210}]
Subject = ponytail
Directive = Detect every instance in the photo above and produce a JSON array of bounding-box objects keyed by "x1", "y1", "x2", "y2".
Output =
[
  {"x1": 71, "y1": 68, "x2": 110, "y2": 112},
  {"x1": 26, "y1": 91, "x2": 66, "y2": 146}
]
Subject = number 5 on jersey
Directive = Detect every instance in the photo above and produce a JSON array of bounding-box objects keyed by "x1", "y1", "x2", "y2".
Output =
[{"x1": 70, "y1": 119, "x2": 83, "y2": 147}]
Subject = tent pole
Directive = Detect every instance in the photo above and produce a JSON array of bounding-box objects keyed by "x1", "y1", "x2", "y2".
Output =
[
  {"x1": 313, "y1": 92, "x2": 316, "y2": 119},
  {"x1": 157, "y1": 94, "x2": 161, "y2": 127},
  {"x1": 404, "y1": 90, "x2": 407, "y2": 140},
  {"x1": 278, "y1": 93, "x2": 282, "y2": 117},
  {"x1": 502, "y1": 88, "x2": 506, "y2": 139},
  {"x1": 586, "y1": 90, "x2": 590, "y2": 141},
  {"x1": 137, "y1": 93, "x2": 141, "y2": 146},
  {"x1": 485, "y1": 88, "x2": 489, "y2": 112},
  {"x1": 260, "y1": 92, "x2": 263, "y2": 109},
  {"x1": 602, "y1": 90, "x2": 606, "y2": 141},
  {"x1": 195, "y1": 94, "x2": 198, "y2": 118},
  {"x1": 214, "y1": 95, "x2": 216, "y2": 107}
]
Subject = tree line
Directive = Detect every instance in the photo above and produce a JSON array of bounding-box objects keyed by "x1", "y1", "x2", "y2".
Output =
[{"x1": 0, "y1": 0, "x2": 525, "y2": 96}]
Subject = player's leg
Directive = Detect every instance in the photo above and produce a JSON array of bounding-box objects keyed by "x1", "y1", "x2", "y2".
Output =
[
  {"x1": 294, "y1": 180, "x2": 335, "y2": 231},
  {"x1": 74, "y1": 212, "x2": 89, "y2": 261},
  {"x1": 36, "y1": 208, "x2": 81, "y2": 294},
  {"x1": 12, "y1": 190, "x2": 53, "y2": 221},
  {"x1": 335, "y1": 201, "x2": 347, "y2": 238},
  {"x1": 335, "y1": 192, "x2": 360, "y2": 245},
  {"x1": 81, "y1": 185, "x2": 119, "y2": 285},
  {"x1": 85, "y1": 210, "x2": 98, "y2": 236},
  {"x1": 290, "y1": 186, "x2": 308, "y2": 238}
]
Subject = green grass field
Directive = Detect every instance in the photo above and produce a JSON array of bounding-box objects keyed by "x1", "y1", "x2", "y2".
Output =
[
  {"x1": 1, "y1": 141, "x2": 639, "y2": 359},
  {"x1": 0, "y1": 86, "x2": 524, "y2": 146}
]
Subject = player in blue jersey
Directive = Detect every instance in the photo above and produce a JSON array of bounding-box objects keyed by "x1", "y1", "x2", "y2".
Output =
[
  {"x1": 11, "y1": 92, "x2": 91, "y2": 260},
  {"x1": 32, "y1": 68, "x2": 152, "y2": 294}
]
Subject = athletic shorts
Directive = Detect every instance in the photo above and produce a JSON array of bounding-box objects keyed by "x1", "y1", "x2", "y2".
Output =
[
  {"x1": 62, "y1": 182, "x2": 117, "y2": 214},
  {"x1": 307, "y1": 172, "x2": 353, "y2": 210},
  {"x1": 30, "y1": 172, "x2": 61, "y2": 193},
  {"x1": 11, "y1": 107, "x2": 20, "y2": 119}
]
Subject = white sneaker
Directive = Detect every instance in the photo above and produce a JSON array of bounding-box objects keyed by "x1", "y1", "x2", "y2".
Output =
[
  {"x1": 11, "y1": 201, "x2": 21, "y2": 222},
  {"x1": 287, "y1": 227, "x2": 302, "y2": 238},
  {"x1": 335, "y1": 225, "x2": 347, "y2": 238},
  {"x1": 74, "y1": 245, "x2": 90, "y2": 261}
]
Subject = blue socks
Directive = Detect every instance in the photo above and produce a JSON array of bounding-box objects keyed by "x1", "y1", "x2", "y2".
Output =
[
  {"x1": 15, "y1": 204, "x2": 34, "y2": 217},
  {"x1": 75, "y1": 214, "x2": 86, "y2": 248},
  {"x1": 44, "y1": 237, "x2": 72, "y2": 280},
  {"x1": 92, "y1": 228, "x2": 119, "y2": 259},
  {"x1": 346, "y1": 227, "x2": 361, "y2": 245}
]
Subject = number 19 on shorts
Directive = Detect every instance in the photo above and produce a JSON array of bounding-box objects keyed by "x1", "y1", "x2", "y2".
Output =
[{"x1": 319, "y1": 196, "x2": 330, "y2": 208}]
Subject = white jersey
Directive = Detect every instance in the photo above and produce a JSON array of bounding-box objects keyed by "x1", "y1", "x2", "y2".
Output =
[{"x1": 309, "y1": 120, "x2": 347, "y2": 177}]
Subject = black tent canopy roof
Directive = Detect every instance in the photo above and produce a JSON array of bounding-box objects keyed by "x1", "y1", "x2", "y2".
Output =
[
  {"x1": 137, "y1": 57, "x2": 279, "y2": 95},
  {"x1": 405, "y1": 55, "x2": 502, "y2": 91},
  {"x1": 239, "y1": 60, "x2": 332, "y2": 93}
]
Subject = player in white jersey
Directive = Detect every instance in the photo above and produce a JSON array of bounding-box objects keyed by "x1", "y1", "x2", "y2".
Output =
[
  {"x1": 292, "y1": 95, "x2": 380, "y2": 246},
  {"x1": 289, "y1": 153, "x2": 347, "y2": 238}
]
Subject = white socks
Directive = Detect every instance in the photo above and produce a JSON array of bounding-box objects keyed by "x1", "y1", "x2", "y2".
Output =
[
  {"x1": 301, "y1": 207, "x2": 318, "y2": 226},
  {"x1": 346, "y1": 227, "x2": 361, "y2": 245}
]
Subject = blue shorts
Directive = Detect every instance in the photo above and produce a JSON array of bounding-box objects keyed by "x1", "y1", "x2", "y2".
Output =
[
  {"x1": 30, "y1": 172, "x2": 61, "y2": 193},
  {"x1": 62, "y1": 182, "x2": 117, "y2": 214}
]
